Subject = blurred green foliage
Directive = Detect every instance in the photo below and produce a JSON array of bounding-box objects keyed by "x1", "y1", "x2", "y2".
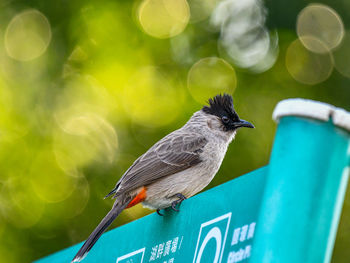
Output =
[{"x1": 0, "y1": 0, "x2": 349, "y2": 262}]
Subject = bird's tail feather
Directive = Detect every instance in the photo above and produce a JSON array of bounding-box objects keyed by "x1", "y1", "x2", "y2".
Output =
[{"x1": 71, "y1": 196, "x2": 131, "y2": 262}]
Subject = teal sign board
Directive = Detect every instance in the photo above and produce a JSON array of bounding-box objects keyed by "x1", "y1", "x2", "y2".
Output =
[
  {"x1": 36, "y1": 100, "x2": 350, "y2": 263},
  {"x1": 36, "y1": 167, "x2": 267, "y2": 263}
]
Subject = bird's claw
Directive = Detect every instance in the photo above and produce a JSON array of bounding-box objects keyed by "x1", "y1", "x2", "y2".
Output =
[
  {"x1": 171, "y1": 202, "x2": 180, "y2": 212},
  {"x1": 156, "y1": 209, "x2": 164, "y2": 216},
  {"x1": 171, "y1": 193, "x2": 187, "y2": 212},
  {"x1": 175, "y1": 193, "x2": 187, "y2": 200}
]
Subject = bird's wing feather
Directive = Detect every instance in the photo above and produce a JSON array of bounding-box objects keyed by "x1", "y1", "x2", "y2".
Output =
[{"x1": 111, "y1": 132, "x2": 207, "y2": 196}]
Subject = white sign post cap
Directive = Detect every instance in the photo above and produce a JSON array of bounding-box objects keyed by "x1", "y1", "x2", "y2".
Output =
[{"x1": 273, "y1": 98, "x2": 350, "y2": 132}]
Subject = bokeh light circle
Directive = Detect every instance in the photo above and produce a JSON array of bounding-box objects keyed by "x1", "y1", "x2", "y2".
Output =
[
  {"x1": 249, "y1": 30, "x2": 279, "y2": 73},
  {"x1": 187, "y1": 57, "x2": 237, "y2": 103},
  {"x1": 54, "y1": 113, "x2": 118, "y2": 173},
  {"x1": 138, "y1": 0, "x2": 190, "y2": 39},
  {"x1": 285, "y1": 37, "x2": 333, "y2": 85},
  {"x1": 5, "y1": 9, "x2": 52, "y2": 61},
  {"x1": 333, "y1": 31, "x2": 350, "y2": 78},
  {"x1": 297, "y1": 4, "x2": 344, "y2": 53},
  {"x1": 218, "y1": 27, "x2": 271, "y2": 69}
]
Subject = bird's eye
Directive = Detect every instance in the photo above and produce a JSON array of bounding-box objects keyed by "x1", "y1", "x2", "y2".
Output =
[{"x1": 222, "y1": 116, "x2": 229, "y2": 123}]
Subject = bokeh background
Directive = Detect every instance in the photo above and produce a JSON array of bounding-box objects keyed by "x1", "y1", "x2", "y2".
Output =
[{"x1": 0, "y1": 0, "x2": 349, "y2": 262}]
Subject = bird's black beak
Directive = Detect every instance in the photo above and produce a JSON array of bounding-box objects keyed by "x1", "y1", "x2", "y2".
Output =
[{"x1": 233, "y1": 119, "x2": 255, "y2": 129}]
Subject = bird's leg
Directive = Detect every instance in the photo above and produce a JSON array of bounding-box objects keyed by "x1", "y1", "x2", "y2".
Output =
[
  {"x1": 171, "y1": 193, "x2": 187, "y2": 212},
  {"x1": 156, "y1": 208, "x2": 164, "y2": 216}
]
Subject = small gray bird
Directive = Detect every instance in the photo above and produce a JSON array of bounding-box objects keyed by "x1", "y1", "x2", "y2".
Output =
[{"x1": 72, "y1": 94, "x2": 254, "y2": 262}]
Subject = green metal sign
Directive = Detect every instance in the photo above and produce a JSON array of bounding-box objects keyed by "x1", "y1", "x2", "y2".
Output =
[
  {"x1": 36, "y1": 99, "x2": 350, "y2": 263},
  {"x1": 36, "y1": 167, "x2": 267, "y2": 263}
]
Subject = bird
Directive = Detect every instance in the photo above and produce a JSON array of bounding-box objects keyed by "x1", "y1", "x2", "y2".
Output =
[{"x1": 71, "y1": 94, "x2": 254, "y2": 262}]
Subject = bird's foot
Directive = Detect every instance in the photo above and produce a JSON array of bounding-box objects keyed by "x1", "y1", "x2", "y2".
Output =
[
  {"x1": 171, "y1": 193, "x2": 187, "y2": 212},
  {"x1": 156, "y1": 208, "x2": 164, "y2": 216}
]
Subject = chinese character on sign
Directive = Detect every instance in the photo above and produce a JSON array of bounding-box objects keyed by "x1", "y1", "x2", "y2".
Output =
[
  {"x1": 227, "y1": 245, "x2": 252, "y2": 263},
  {"x1": 244, "y1": 245, "x2": 251, "y2": 258},
  {"x1": 231, "y1": 227, "x2": 241, "y2": 245},
  {"x1": 149, "y1": 245, "x2": 158, "y2": 261},
  {"x1": 157, "y1": 243, "x2": 164, "y2": 259},
  {"x1": 239, "y1": 225, "x2": 248, "y2": 242},
  {"x1": 171, "y1": 237, "x2": 179, "y2": 253},
  {"x1": 163, "y1": 240, "x2": 172, "y2": 256},
  {"x1": 247, "y1": 222, "x2": 256, "y2": 239}
]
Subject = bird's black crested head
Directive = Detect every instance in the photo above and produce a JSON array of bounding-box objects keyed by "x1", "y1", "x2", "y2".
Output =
[
  {"x1": 202, "y1": 94, "x2": 254, "y2": 131},
  {"x1": 202, "y1": 94, "x2": 239, "y2": 120}
]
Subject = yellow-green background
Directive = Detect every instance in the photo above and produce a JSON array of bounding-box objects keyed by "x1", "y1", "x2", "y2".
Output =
[{"x1": 0, "y1": 0, "x2": 349, "y2": 262}]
